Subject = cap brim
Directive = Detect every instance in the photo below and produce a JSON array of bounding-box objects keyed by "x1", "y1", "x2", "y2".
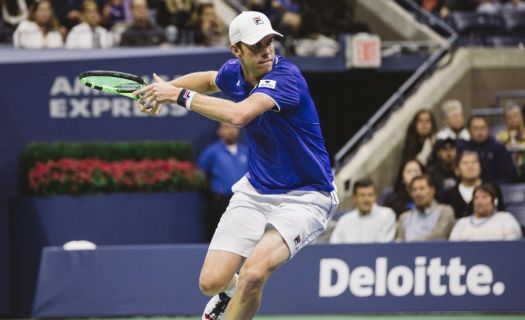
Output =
[{"x1": 240, "y1": 29, "x2": 283, "y2": 45}]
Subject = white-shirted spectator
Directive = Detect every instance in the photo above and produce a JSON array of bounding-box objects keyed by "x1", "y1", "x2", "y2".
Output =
[
  {"x1": 330, "y1": 178, "x2": 396, "y2": 244},
  {"x1": 66, "y1": 0, "x2": 113, "y2": 49},
  {"x1": 13, "y1": 0, "x2": 63, "y2": 48},
  {"x1": 450, "y1": 183, "x2": 522, "y2": 241},
  {"x1": 436, "y1": 99, "x2": 470, "y2": 141}
]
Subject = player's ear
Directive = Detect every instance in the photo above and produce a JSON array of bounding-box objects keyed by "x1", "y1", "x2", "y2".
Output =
[{"x1": 230, "y1": 44, "x2": 242, "y2": 58}]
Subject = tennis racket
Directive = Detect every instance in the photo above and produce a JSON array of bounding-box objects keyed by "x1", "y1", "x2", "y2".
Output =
[{"x1": 79, "y1": 70, "x2": 147, "y2": 100}]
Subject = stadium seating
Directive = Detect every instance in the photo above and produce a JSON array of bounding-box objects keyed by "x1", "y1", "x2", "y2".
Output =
[
  {"x1": 448, "y1": 12, "x2": 504, "y2": 45},
  {"x1": 484, "y1": 35, "x2": 525, "y2": 47},
  {"x1": 501, "y1": 183, "x2": 525, "y2": 204},
  {"x1": 447, "y1": 11, "x2": 525, "y2": 47},
  {"x1": 500, "y1": 183, "x2": 525, "y2": 230},
  {"x1": 501, "y1": 11, "x2": 525, "y2": 33}
]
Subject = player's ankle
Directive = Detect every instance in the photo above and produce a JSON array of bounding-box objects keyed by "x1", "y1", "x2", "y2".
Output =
[{"x1": 224, "y1": 273, "x2": 238, "y2": 297}]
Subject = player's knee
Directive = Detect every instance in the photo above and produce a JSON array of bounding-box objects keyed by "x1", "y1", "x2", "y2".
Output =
[
  {"x1": 239, "y1": 265, "x2": 269, "y2": 291},
  {"x1": 199, "y1": 274, "x2": 225, "y2": 296}
]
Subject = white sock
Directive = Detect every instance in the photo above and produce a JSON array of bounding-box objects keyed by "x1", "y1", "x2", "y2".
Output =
[{"x1": 224, "y1": 273, "x2": 238, "y2": 297}]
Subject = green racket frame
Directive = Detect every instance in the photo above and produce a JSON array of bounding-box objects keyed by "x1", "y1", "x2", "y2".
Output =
[{"x1": 79, "y1": 70, "x2": 147, "y2": 100}]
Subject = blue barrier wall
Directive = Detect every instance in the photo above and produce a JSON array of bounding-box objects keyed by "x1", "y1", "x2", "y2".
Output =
[
  {"x1": 9, "y1": 193, "x2": 204, "y2": 315},
  {"x1": 0, "y1": 47, "x2": 231, "y2": 315},
  {"x1": 32, "y1": 241, "x2": 525, "y2": 317}
]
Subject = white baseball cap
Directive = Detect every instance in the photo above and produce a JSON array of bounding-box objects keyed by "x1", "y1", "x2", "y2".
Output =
[{"x1": 229, "y1": 11, "x2": 283, "y2": 45}]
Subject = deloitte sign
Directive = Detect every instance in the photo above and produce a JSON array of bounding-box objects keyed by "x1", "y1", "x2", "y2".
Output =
[{"x1": 319, "y1": 257, "x2": 506, "y2": 298}]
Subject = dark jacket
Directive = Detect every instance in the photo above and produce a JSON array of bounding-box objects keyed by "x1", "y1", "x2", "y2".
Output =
[{"x1": 457, "y1": 137, "x2": 517, "y2": 183}]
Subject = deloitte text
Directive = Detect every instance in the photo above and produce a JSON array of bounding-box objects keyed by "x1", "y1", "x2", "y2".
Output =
[
  {"x1": 319, "y1": 257, "x2": 505, "y2": 298},
  {"x1": 49, "y1": 76, "x2": 188, "y2": 118}
]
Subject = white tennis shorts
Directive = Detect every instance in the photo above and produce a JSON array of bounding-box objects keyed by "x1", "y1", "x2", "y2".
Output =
[{"x1": 208, "y1": 176, "x2": 339, "y2": 259}]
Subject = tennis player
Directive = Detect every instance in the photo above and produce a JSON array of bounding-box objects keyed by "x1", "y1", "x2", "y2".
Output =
[{"x1": 134, "y1": 11, "x2": 339, "y2": 320}]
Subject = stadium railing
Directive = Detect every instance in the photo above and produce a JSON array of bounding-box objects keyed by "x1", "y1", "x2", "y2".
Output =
[{"x1": 334, "y1": 0, "x2": 458, "y2": 171}]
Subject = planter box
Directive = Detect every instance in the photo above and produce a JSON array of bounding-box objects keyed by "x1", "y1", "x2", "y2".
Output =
[{"x1": 9, "y1": 192, "x2": 204, "y2": 316}]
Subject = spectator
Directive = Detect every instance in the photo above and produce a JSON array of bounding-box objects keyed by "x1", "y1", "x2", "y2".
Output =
[
  {"x1": 457, "y1": 115, "x2": 517, "y2": 183},
  {"x1": 330, "y1": 178, "x2": 396, "y2": 244},
  {"x1": 102, "y1": 0, "x2": 130, "y2": 29},
  {"x1": 502, "y1": 0, "x2": 525, "y2": 11},
  {"x1": 66, "y1": 0, "x2": 113, "y2": 48},
  {"x1": 496, "y1": 101, "x2": 525, "y2": 180},
  {"x1": 187, "y1": 2, "x2": 227, "y2": 47},
  {"x1": 401, "y1": 109, "x2": 437, "y2": 166},
  {"x1": 383, "y1": 158, "x2": 425, "y2": 216},
  {"x1": 1, "y1": 0, "x2": 28, "y2": 29},
  {"x1": 476, "y1": 0, "x2": 502, "y2": 13},
  {"x1": 274, "y1": 0, "x2": 359, "y2": 57},
  {"x1": 198, "y1": 123, "x2": 248, "y2": 240},
  {"x1": 50, "y1": 0, "x2": 86, "y2": 30},
  {"x1": 442, "y1": 151, "x2": 504, "y2": 218},
  {"x1": 13, "y1": 0, "x2": 63, "y2": 48},
  {"x1": 427, "y1": 137, "x2": 458, "y2": 199},
  {"x1": 154, "y1": 0, "x2": 193, "y2": 38},
  {"x1": 120, "y1": 0, "x2": 167, "y2": 47},
  {"x1": 423, "y1": 0, "x2": 479, "y2": 18},
  {"x1": 396, "y1": 175, "x2": 455, "y2": 241},
  {"x1": 450, "y1": 183, "x2": 522, "y2": 241},
  {"x1": 436, "y1": 99, "x2": 470, "y2": 141}
]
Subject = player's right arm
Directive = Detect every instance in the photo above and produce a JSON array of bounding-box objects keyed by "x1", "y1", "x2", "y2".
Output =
[{"x1": 167, "y1": 71, "x2": 219, "y2": 95}]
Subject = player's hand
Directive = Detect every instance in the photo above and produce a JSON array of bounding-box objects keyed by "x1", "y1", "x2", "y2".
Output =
[{"x1": 134, "y1": 73, "x2": 181, "y2": 115}]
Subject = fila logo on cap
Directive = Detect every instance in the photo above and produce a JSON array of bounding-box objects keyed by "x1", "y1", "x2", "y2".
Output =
[
  {"x1": 258, "y1": 79, "x2": 276, "y2": 89},
  {"x1": 253, "y1": 16, "x2": 264, "y2": 25}
]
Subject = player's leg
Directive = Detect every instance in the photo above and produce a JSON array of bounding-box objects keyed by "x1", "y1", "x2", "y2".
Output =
[
  {"x1": 201, "y1": 177, "x2": 268, "y2": 319},
  {"x1": 225, "y1": 227, "x2": 290, "y2": 320},
  {"x1": 225, "y1": 188, "x2": 339, "y2": 319},
  {"x1": 199, "y1": 249, "x2": 243, "y2": 296}
]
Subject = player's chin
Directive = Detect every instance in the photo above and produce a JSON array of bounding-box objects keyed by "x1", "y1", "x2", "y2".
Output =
[{"x1": 257, "y1": 63, "x2": 273, "y2": 74}]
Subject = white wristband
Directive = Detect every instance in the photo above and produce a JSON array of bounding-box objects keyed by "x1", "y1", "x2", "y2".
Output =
[{"x1": 185, "y1": 90, "x2": 196, "y2": 111}]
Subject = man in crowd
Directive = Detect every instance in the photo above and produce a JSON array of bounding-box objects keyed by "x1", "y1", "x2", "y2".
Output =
[
  {"x1": 330, "y1": 178, "x2": 396, "y2": 243},
  {"x1": 457, "y1": 115, "x2": 517, "y2": 183},
  {"x1": 198, "y1": 123, "x2": 248, "y2": 241},
  {"x1": 496, "y1": 101, "x2": 525, "y2": 180},
  {"x1": 66, "y1": 0, "x2": 113, "y2": 48},
  {"x1": 427, "y1": 137, "x2": 458, "y2": 199},
  {"x1": 397, "y1": 175, "x2": 455, "y2": 241},
  {"x1": 120, "y1": 0, "x2": 167, "y2": 47}
]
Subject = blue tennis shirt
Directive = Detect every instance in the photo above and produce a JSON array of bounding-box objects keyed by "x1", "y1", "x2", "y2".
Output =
[{"x1": 214, "y1": 55, "x2": 334, "y2": 194}]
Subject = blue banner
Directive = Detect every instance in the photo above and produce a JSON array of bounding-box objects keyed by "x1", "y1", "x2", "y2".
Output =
[
  {"x1": 0, "y1": 47, "x2": 232, "y2": 315},
  {"x1": 32, "y1": 241, "x2": 525, "y2": 317}
]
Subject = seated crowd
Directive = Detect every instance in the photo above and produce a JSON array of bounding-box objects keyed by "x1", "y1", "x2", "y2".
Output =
[
  {"x1": 2, "y1": 0, "x2": 232, "y2": 48},
  {"x1": 328, "y1": 98, "x2": 525, "y2": 244},
  {"x1": 0, "y1": 0, "x2": 363, "y2": 55},
  {"x1": 417, "y1": 0, "x2": 525, "y2": 19}
]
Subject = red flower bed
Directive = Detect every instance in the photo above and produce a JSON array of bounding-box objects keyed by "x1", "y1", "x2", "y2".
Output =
[{"x1": 28, "y1": 158, "x2": 204, "y2": 195}]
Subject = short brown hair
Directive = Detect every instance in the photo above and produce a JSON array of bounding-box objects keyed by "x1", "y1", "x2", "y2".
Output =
[
  {"x1": 352, "y1": 178, "x2": 375, "y2": 195},
  {"x1": 408, "y1": 174, "x2": 434, "y2": 190}
]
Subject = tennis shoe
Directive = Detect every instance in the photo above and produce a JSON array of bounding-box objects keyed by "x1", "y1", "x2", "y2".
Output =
[{"x1": 202, "y1": 292, "x2": 231, "y2": 320}]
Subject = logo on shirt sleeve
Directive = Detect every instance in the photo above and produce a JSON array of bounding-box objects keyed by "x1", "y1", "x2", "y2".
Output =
[{"x1": 258, "y1": 79, "x2": 276, "y2": 89}]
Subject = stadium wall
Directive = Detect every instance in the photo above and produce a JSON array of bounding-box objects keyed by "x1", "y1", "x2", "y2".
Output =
[{"x1": 30, "y1": 241, "x2": 525, "y2": 317}]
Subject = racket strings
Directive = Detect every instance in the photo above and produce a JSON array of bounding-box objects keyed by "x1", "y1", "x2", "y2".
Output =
[{"x1": 84, "y1": 76, "x2": 143, "y2": 92}]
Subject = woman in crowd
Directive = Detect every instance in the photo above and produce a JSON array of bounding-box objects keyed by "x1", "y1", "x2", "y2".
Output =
[
  {"x1": 383, "y1": 158, "x2": 425, "y2": 216},
  {"x1": 401, "y1": 109, "x2": 437, "y2": 166},
  {"x1": 13, "y1": 0, "x2": 63, "y2": 48},
  {"x1": 449, "y1": 183, "x2": 522, "y2": 241}
]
